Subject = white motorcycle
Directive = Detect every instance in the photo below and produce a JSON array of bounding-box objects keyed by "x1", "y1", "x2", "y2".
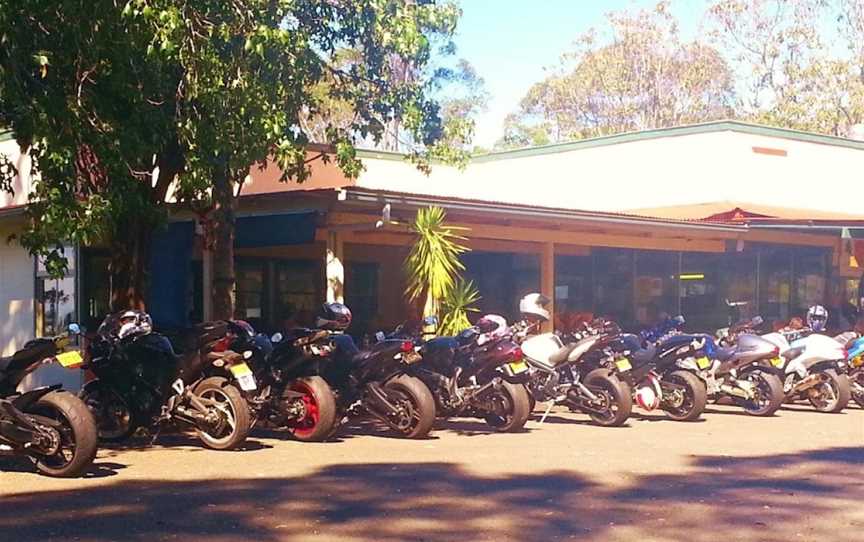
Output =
[{"x1": 761, "y1": 330, "x2": 851, "y2": 413}]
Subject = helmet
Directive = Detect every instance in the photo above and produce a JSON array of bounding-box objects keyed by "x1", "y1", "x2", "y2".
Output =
[
  {"x1": 316, "y1": 303, "x2": 352, "y2": 331},
  {"x1": 806, "y1": 305, "x2": 828, "y2": 332},
  {"x1": 475, "y1": 314, "x2": 508, "y2": 346},
  {"x1": 519, "y1": 293, "x2": 551, "y2": 323},
  {"x1": 116, "y1": 310, "x2": 153, "y2": 340}
]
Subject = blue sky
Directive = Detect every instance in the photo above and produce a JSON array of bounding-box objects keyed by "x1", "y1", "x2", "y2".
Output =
[{"x1": 451, "y1": 0, "x2": 712, "y2": 147}]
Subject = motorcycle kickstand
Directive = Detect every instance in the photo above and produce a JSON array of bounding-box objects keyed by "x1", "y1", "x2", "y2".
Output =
[{"x1": 538, "y1": 401, "x2": 555, "y2": 424}]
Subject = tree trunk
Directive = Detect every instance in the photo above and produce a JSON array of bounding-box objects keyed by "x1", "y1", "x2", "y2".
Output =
[
  {"x1": 109, "y1": 215, "x2": 151, "y2": 311},
  {"x1": 211, "y1": 158, "x2": 236, "y2": 321}
]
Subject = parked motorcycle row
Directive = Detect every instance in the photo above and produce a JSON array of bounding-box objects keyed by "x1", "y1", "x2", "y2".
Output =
[{"x1": 2, "y1": 294, "x2": 862, "y2": 478}]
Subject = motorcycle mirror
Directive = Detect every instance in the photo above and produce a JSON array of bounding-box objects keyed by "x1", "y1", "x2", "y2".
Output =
[
  {"x1": 271, "y1": 332, "x2": 283, "y2": 343},
  {"x1": 68, "y1": 323, "x2": 81, "y2": 335},
  {"x1": 423, "y1": 315, "x2": 439, "y2": 327},
  {"x1": 375, "y1": 331, "x2": 386, "y2": 343}
]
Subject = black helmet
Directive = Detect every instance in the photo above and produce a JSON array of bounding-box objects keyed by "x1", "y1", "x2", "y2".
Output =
[{"x1": 317, "y1": 303, "x2": 352, "y2": 331}]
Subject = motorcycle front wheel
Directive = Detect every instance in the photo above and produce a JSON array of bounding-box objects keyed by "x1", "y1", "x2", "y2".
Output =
[
  {"x1": 739, "y1": 370, "x2": 784, "y2": 416},
  {"x1": 80, "y1": 384, "x2": 137, "y2": 442},
  {"x1": 26, "y1": 391, "x2": 98, "y2": 478},
  {"x1": 382, "y1": 375, "x2": 436, "y2": 439},
  {"x1": 852, "y1": 369, "x2": 864, "y2": 408},
  {"x1": 482, "y1": 381, "x2": 531, "y2": 432},
  {"x1": 807, "y1": 369, "x2": 851, "y2": 413},
  {"x1": 584, "y1": 369, "x2": 632, "y2": 427},
  {"x1": 661, "y1": 370, "x2": 707, "y2": 422},
  {"x1": 193, "y1": 377, "x2": 251, "y2": 450},
  {"x1": 284, "y1": 376, "x2": 337, "y2": 442}
]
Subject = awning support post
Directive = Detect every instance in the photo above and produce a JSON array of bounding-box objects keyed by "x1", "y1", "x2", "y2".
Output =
[
  {"x1": 541, "y1": 241, "x2": 555, "y2": 332},
  {"x1": 326, "y1": 230, "x2": 345, "y2": 304}
]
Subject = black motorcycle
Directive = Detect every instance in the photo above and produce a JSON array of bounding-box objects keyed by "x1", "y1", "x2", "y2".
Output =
[
  {"x1": 324, "y1": 325, "x2": 436, "y2": 439},
  {"x1": 0, "y1": 324, "x2": 98, "y2": 477},
  {"x1": 80, "y1": 312, "x2": 253, "y2": 450},
  {"x1": 221, "y1": 320, "x2": 338, "y2": 442},
  {"x1": 412, "y1": 318, "x2": 532, "y2": 432}
]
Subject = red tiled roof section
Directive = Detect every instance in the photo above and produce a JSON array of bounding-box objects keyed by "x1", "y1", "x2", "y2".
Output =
[{"x1": 626, "y1": 201, "x2": 864, "y2": 223}]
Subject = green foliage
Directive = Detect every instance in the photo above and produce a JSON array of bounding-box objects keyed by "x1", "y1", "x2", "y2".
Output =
[
  {"x1": 438, "y1": 279, "x2": 481, "y2": 337},
  {"x1": 404, "y1": 206, "x2": 468, "y2": 308}
]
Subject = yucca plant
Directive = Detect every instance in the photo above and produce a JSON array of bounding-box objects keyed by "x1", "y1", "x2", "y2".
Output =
[
  {"x1": 405, "y1": 206, "x2": 471, "y2": 323},
  {"x1": 439, "y1": 279, "x2": 482, "y2": 336}
]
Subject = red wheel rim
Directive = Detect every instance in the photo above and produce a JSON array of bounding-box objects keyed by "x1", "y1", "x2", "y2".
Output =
[{"x1": 286, "y1": 381, "x2": 320, "y2": 438}]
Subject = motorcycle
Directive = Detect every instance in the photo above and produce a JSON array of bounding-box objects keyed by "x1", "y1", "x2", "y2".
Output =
[
  {"x1": 605, "y1": 331, "x2": 707, "y2": 421},
  {"x1": 0, "y1": 324, "x2": 97, "y2": 477},
  {"x1": 324, "y1": 323, "x2": 436, "y2": 439},
  {"x1": 80, "y1": 312, "x2": 254, "y2": 449},
  {"x1": 762, "y1": 329, "x2": 852, "y2": 413},
  {"x1": 844, "y1": 336, "x2": 864, "y2": 407},
  {"x1": 517, "y1": 318, "x2": 632, "y2": 427},
  {"x1": 413, "y1": 317, "x2": 532, "y2": 432},
  {"x1": 219, "y1": 320, "x2": 338, "y2": 442}
]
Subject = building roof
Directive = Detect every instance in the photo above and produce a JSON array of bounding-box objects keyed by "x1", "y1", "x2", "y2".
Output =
[{"x1": 625, "y1": 201, "x2": 864, "y2": 222}]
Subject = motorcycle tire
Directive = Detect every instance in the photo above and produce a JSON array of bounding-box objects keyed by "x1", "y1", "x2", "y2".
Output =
[
  {"x1": 584, "y1": 369, "x2": 632, "y2": 427},
  {"x1": 285, "y1": 376, "x2": 337, "y2": 442},
  {"x1": 27, "y1": 391, "x2": 98, "y2": 478},
  {"x1": 807, "y1": 369, "x2": 851, "y2": 413},
  {"x1": 662, "y1": 370, "x2": 707, "y2": 422},
  {"x1": 193, "y1": 377, "x2": 252, "y2": 450},
  {"x1": 483, "y1": 381, "x2": 531, "y2": 432},
  {"x1": 740, "y1": 370, "x2": 784, "y2": 417},
  {"x1": 528, "y1": 393, "x2": 537, "y2": 414},
  {"x1": 383, "y1": 375, "x2": 436, "y2": 439},
  {"x1": 852, "y1": 370, "x2": 864, "y2": 408},
  {"x1": 79, "y1": 384, "x2": 138, "y2": 443}
]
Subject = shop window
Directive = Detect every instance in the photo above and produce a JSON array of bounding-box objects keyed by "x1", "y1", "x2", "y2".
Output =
[
  {"x1": 554, "y1": 254, "x2": 593, "y2": 331},
  {"x1": 759, "y1": 246, "x2": 793, "y2": 326},
  {"x1": 792, "y1": 248, "x2": 828, "y2": 316},
  {"x1": 37, "y1": 248, "x2": 77, "y2": 337},
  {"x1": 80, "y1": 249, "x2": 111, "y2": 333},
  {"x1": 634, "y1": 250, "x2": 679, "y2": 326},
  {"x1": 463, "y1": 252, "x2": 539, "y2": 322},
  {"x1": 680, "y1": 253, "x2": 724, "y2": 331},
  {"x1": 593, "y1": 248, "x2": 634, "y2": 329},
  {"x1": 235, "y1": 259, "x2": 266, "y2": 323}
]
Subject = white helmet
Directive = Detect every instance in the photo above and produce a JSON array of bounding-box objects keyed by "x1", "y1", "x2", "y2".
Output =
[
  {"x1": 475, "y1": 314, "x2": 508, "y2": 346},
  {"x1": 116, "y1": 310, "x2": 153, "y2": 340},
  {"x1": 519, "y1": 293, "x2": 551, "y2": 323},
  {"x1": 806, "y1": 305, "x2": 828, "y2": 332}
]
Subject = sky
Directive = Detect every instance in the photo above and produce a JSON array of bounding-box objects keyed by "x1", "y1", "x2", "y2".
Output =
[{"x1": 450, "y1": 0, "x2": 713, "y2": 148}]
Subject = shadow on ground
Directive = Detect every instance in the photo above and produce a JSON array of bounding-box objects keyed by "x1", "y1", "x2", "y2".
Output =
[{"x1": 1, "y1": 447, "x2": 862, "y2": 541}]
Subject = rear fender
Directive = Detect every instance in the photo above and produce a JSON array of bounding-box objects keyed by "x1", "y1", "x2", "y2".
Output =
[
  {"x1": 11, "y1": 384, "x2": 62, "y2": 412},
  {"x1": 809, "y1": 359, "x2": 842, "y2": 374}
]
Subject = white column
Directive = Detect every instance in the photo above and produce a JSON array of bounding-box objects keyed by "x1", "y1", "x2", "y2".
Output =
[
  {"x1": 541, "y1": 241, "x2": 555, "y2": 332},
  {"x1": 326, "y1": 230, "x2": 345, "y2": 304}
]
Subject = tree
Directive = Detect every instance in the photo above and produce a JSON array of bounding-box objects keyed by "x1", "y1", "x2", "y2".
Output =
[
  {"x1": 1, "y1": 0, "x2": 471, "y2": 319},
  {"x1": 497, "y1": 2, "x2": 735, "y2": 149}
]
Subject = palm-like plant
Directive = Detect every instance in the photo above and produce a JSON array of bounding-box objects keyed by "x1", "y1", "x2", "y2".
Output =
[
  {"x1": 439, "y1": 279, "x2": 482, "y2": 336},
  {"x1": 405, "y1": 206, "x2": 472, "y2": 324}
]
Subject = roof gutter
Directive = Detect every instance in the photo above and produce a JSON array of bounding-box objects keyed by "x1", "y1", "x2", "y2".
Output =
[
  {"x1": 0, "y1": 205, "x2": 25, "y2": 219},
  {"x1": 343, "y1": 189, "x2": 747, "y2": 233}
]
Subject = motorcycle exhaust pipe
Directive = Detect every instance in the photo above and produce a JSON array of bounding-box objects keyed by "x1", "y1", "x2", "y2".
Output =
[
  {"x1": 720, "y1": 383, "x2": 752, "y2": 400},
  {"x1": 464, "y1": 378, "x2": 502, "y2": 403},
  {"x1": 792, "y1": 373, "x2": 824, "y2": 393}
]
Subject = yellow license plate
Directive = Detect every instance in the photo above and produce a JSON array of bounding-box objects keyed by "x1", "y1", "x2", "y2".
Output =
[
  {"x1": 508, "y1": 360, "x2": 528, "y2": 374},
  {"x1": 615, "y1": 358, "x2": 632, "y2": 372},
  {"x1": 696, "y1": 356, "x2": 711, "y2": 369},
  {"x1": 403, "y1": 351, "x2": 422, "y2": 365},
  {"x1": 770, "y1": 357, "x2": 785, "y2": 367},
  {"x1": 229, "y1": 362, "x2": 253, "y2": 377},
  {"x1": 55, "y1": 351, "x2": 84, "y2": 369}
]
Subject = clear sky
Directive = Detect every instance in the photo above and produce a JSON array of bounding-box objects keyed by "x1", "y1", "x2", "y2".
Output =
[{"x1": 451, "y1": 0, "x2": 712, "y2": 147}]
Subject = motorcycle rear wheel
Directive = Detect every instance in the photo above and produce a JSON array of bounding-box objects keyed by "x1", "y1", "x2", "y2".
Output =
[
  {"x1": 740, "y1": 370, "x2": 784, "y2": 417},
  {"x1": 80, "y1": 385, "x2": 137, "y2": 442},
  {"x1": 27, "y1": 391, "x2": 98, "y2": 478},
  {"x1": 662, "y1": 370, "x2": 706, "y2": 422},
  {"x1": 807, "y1": 369, "x2": 851, "y2": 413},
  {"x1": 584, "y1": 370, "x2": 632, "y2": 427},
  {"x1": 482, "y1": 381, "x2": 531, "y2": 432},
  {"x1": 383, "y1": 375, "x2": 435, "y2": 439},
  {"x1": 284, "y1": 376, "x2": 337, "y2": 442},
  {"x1": 194, "y1": 377, "x2": 251, "y2": 450}
]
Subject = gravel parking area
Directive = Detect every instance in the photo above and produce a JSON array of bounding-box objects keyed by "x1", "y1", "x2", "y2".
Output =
[{"x1": 2, "y1": 404, "x2": 863, "y2": 542}]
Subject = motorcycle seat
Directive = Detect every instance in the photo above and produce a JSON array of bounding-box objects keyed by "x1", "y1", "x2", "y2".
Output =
[
  {"x1": 631, "y1": 345, "x2": 656, "y2": 366},
  {"x1": 549, "y1": 343, "x2": 579, "y2": 365},
  {"x1": 715, "y1": 346, "x2": 736, "y2": 362},
  {"x1": 0, "y1": 341, "x2": 56, "y2": 375}
]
